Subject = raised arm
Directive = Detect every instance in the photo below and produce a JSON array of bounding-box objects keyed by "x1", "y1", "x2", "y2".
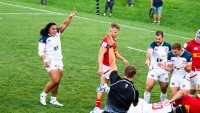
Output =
[
  {"x1": 59, "y1": 9, "x2": 77, "y2": 33},
  {"x1": 107, "y1": 33, "x2": 117, "y2": 71}
]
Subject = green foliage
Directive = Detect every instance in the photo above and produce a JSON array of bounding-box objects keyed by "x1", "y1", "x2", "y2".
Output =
[{"x1": 0, "y1": 0, "x2": 198, "y2": 112}]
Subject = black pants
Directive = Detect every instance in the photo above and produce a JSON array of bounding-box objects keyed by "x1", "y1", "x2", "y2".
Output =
[{"x1": 104, "y1": 1, "x2": 114, "y2": 14}]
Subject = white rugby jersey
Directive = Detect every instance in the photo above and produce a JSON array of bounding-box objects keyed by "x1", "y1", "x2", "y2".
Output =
[
  {"x1": 127, "y1": 98, "x2": 174, "y2": 113},
  {"x1": 168, "y1": 50, "x2": 192, "y2": 77},
  {"x1": 38, "y1": 32, "x2": 62, "y2": 60},
  {"x1": 149, "y1": 42, "x2": 171, "y2": 72}
]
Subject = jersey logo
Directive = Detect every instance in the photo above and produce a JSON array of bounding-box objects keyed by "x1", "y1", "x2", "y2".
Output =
[
  {"x1": 102, "y1": 42, "x2": 107, "y2": 47},
  {"x1": 193, "y1": 53, "x2": 200, "y2": 58},
  {"x1": 125, "y1": 84, "x2": 128, "y2": 88},
  {"x1": 194, "y1": 47, "x2": 198, "y2": 50}
]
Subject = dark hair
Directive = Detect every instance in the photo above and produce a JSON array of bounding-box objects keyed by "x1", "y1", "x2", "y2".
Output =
[
  {"x1": 124, "y1": 66, "x2": 136, "y2": 78},
  {"x1": 176, "y1": 105, "x2": 186, "y2": 113},
  {"x1": 40, "y1": 22, "x2": 56, "y2": 36},
  {"x1": 172, "y1": 43, "x2": 182, "y2": 50},
  {"x1": 155, "y1": 31, "x2": 164, "y2": 38},
  {"x1": 110, "y1": 23, "x2": 120, "y2": 30}
]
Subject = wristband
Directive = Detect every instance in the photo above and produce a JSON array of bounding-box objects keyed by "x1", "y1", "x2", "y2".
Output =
[
  {"x1": 108, "y1": 45, "x2": 113, "y2": 48},
  {"x1": 43, "y1": 59, "x2": 48, "y2": 62}
]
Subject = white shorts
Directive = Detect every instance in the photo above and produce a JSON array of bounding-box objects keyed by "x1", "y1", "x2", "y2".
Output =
[
  {"x1": 102, "y1": 65, "x2": 111, "y2": 79},
  {"x1": 147, "y1": 69, "x2": 168, "y2": 82},
  {"x1": 190, "y1": 71, "x2": 200, "y2": 90},
  {"x1": 45, "y1": 59, "x2": 63, "y2": 72},
  {"x1": 170, "y1": 75, "x2": 190, "y2": 90}
]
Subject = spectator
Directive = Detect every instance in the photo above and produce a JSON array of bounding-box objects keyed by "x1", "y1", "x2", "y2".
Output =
[
  {"x1": 103, "y1": 0, "x2": 114, "y2": 17},
  {"x1": 127, "y1": 0, "x2": 134, "y2": 7},
  {"x1": 41, "y1": 0, "x2": 47, "y2": 5},
  {"x1": 151, "y1": 0, "x2": 163, "y2": 24}
]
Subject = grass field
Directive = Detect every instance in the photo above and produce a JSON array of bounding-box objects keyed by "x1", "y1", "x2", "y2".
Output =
[{"x1": 0, "y1": 0, "x2": 199, "y2": 113}]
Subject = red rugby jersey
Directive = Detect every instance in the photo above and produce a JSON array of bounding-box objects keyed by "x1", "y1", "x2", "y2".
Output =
[
  {"x1": 101, "y1": 36, "x2": 117, "y2": 66},
  {"x1": 175, "y1": 95, "x2": 200, "y2": 113},
  {"x1": 184, "y1": 39, "x2": 200, "y2": 71}
]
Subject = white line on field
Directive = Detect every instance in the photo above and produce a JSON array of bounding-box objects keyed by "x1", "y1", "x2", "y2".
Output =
[
  {"x1": 0, "y1": 13, "x2": 63, "y2": 15},
  {"x1": 127, "y1": 47, "x2": 146, "y2": 53},
  {"x1": 0, "y1": 1, "x2": 191, "y2": 40}
]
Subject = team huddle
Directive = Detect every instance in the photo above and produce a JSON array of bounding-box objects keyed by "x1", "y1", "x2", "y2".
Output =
[{"x1": 37, "y1": 9, "x2": 200, "y2": 113}]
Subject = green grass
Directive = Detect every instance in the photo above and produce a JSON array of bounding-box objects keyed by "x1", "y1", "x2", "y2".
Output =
[{"x1": 0, "y1": 0, "x2": 199, "y2": 112}]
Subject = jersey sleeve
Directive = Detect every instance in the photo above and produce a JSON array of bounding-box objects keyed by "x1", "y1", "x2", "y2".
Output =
[
  {"x1": 183, "y1": 42, "x2": 190, "y2": 51},
  {"x1": 109, "y1": 71, "x2": 121, "y2": 84},
  {"x1": 149, "y1": 42, "x2": 156, "y2": 49},
  {"x1": 101, "y1": 37, "x2": 108, "y2": 48},
  {"x1": 186, "y1": 52, "x2": 192, "y2": 62},
  {"x1": 132, "y1": 89, "x2": 139, "y2": 103},
  {"x1": 167, "y1": 52, "x2": 173, "y2": 64}
]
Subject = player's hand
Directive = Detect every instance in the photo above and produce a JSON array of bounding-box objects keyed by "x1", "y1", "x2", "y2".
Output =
[
  {"x1": 145, "y1": 59, "x2": 150, "y2": 67},
  {"x1": 98, "y1": 68, "x2": 103, "y2": 76},
  {"x1": 70, "y1": 9, "x2": 77, "y2": 17},
  {"x1": 157, "y1": 62, "x2": 166, "y2": 70},
  {"x1": 123, "y1": 59, "x2": 129, "y2": 66},
  {"x1": 106, "y1": 33, "x2": 115, "y2": 46},
  {"x1": 107, "y1": 0, "x2": 110, "y2": 2},
  {"x1": 44, "y1": 60, "x2": 50, "y2": 67}
]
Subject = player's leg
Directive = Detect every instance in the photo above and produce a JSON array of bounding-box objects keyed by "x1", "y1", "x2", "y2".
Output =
[
  {"x1": 109, "y1": 1, "x2": 114, "y2": 16},
  {"x1": 49, "y1": 68, "x2": 63, "y2": 106},
  {"x1": 92, "y1": 65, "x2": 110, "y2": 112},
  {"x1": 157, "y1": 6, "x2": 162, "y2": 24},
  {"x1": 144, "y1": 70, "x2": 157, "y2": 103},
  {"x1": 153, "y1": 7, "x2": 157, "y2": 23},
  {"x1": 158, "y1": 73, "x2": 168, "y2": 101},
  {"x1": 103, "y1": 2, "x2": 109, "y2": 16},
  {"x1": 169, "y1": 76, "x2": 180, "y2": 97}
]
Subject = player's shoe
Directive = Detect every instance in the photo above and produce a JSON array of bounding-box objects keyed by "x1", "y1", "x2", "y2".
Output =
[
  {"x1": 90, "y1": 107, "x2": 104, "y2": 113},
  {"x1": 40, "y1": 94, "x2": 47, "y2": 106},
  {"x1": 96, "y1": 83, "x2": 110, "y2": 93},
  {"x1": 50, "y1": 100, "x2": 63, "y2": 106}
]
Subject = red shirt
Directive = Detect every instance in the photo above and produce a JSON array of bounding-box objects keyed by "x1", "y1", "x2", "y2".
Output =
[
  {"x1": 175, "y1": 95, "x2": 200, "y2": 113},
  {"x1": 184, "y1": 39, "x2": 200, "y2": 71},
  {"x1": 101, "y1": 36, "x2": 117, "y2": 66}
]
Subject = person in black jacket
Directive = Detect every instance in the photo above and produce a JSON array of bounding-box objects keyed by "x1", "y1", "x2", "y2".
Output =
[
  {"x1": 103, "y1": 33, "x2": 139, "y2": 113},
  {"x1": 151, "y1": 0, "x2": 163, "y2": 24},
  {"x1": 103, "y1": 0, "x2": 114, "y2": 17}
]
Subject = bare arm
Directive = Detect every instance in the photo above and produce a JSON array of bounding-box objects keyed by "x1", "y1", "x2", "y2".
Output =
[
  {"x1": 98, "y1": 46, "x2": 107, "y2": 76},
  {"x1": 184, "y1": 62, "x2": 192, "y2": 73},
  {"x1": 59, "y1": 9, "x2": 77, "y2": 33},
  {"x1": 168, "y1": 90, "x2": 186, "y2": 103},
  {"x1": 150, "y1": 0, "x2": 153, "y2": 8},
  {"x1": 116, "y1": 52, "x2": 129, "y2": 66},
  {"x1": 107, "y1": 34, "x2": 117, "y2": 71},
  {"x1": 145, "y1": 48, "x2": 153, "y2": 67}
]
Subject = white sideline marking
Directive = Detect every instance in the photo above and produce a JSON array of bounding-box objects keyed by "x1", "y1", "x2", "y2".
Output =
[
  {"x1": 127, "y1": 47, "x2": 146, "y2": 53},
  {"x1": 0, "y1": 13, "x2": 63, "y2": 15},
  {"x1": 0, "y1": 1, "x2": 191, "y2": 40}
]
